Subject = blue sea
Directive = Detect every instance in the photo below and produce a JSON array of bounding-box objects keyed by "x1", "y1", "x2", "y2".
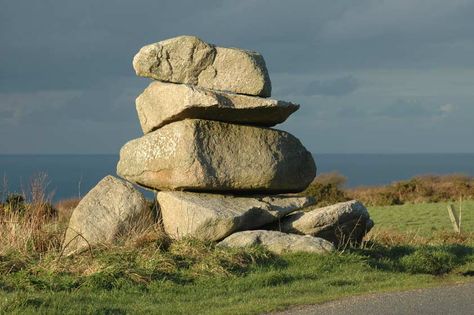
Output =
[{"x1": 1, "y1": 154, "x2": 473, "y2": 201}]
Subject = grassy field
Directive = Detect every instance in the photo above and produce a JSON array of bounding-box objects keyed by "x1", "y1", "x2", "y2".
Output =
[
  {"x1": 369, "y1": 200, "x2": 474, "y2": 236},
  {"x1": 1, "y1": 201, "x2": 473, "y2": 314}
]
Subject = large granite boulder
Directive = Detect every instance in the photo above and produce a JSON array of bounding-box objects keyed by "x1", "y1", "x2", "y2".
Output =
[
  {"x1": 275, "y1": 200, "x2": 374, "y2": 246},
  {"x1": 136, "y1": 81, "x2": 298, "y2": 133},
  {"x1": 218, "y1": 230, "x2": 334, "y2": 254},
  {"x1": 62, "y1": 176, "x2": 152, "y2": 255},
  {"x1": 133, "y1": 35, "x2": 271, "y2": 97},
  {"x1": 117, "y1": 119, "x2": 316, "y2": 193},
  {"x1": 157, "y1": 191, "x2": 314, "y2": 241}
]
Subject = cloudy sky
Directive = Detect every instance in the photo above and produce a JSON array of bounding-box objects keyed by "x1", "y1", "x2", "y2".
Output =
[{"x1": 1, "y1": 0, "x2": 474, "y2": 154}]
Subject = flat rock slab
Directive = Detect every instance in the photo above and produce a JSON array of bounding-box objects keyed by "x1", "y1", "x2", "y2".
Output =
[
  {"x1": 62, "y1": 176, "x2": 151, "y2": 256},
  {"x1": 218, "y1": 230, "x2": 334, "y2": 254},
  {"x1": 117, "y1": 119, "x2": 316, "y2": 193},
  {"x1": 158, "y1": 191, "x2": 314, "y2": 241},
  {"x1": 136, "y1": 81, "x2": 298, "y2": 133},
  {"x1": 276, "y1": 200, "x2": 373, "y2": 246},
  {"x1": 133, "y1": 35, "x2": 271, "y2": 97}
]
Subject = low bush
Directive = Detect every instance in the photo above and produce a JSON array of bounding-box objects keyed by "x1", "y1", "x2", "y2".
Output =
[
  {"x1": 347, "y1": 174, "x2": 474, "y2": 206},
  {"x1": 400, "y1": 247, "x2": 456, "y2": 275},
  {"x1": 301, "y1": 172, "x2": 349, "y2": 206},
  {"x1": 352, "y1": 242, "x2": 473, "y2": 276},
  {"x1": 2, "y1": 194, "x2": 27, "y2": 215}
]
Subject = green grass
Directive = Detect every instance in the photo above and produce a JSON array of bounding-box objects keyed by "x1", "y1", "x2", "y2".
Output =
[
  {"x1": 1, "y1": 248, "x2": 472, "y2": 315},
  {"x1": 1, "y1": 201, "x2": 473, "y2": 314},
  {"x1": 369, "y1": 200, "x2": 474, "y2": 235}
]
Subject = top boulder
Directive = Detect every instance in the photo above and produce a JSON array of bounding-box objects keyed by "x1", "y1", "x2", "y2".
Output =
[{"x1": 132, "y1": 36, "x2": 272, "y2": 97}]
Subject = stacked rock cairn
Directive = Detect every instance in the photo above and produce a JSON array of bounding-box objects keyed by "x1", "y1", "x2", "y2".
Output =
[{"x1": 62, "y1": 36, "x2": 373, "y2": 256}]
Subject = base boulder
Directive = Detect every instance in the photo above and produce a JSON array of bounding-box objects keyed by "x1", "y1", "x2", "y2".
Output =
[
  {"x1": 275, "y1": 200, "x2": 374, "y2": 246},
  {"x1": 218, "y1": 230, "x2": 334, "y2": 254},
  {"x1": 62, "y1": 176, "x2": 152, "y2": 255},
  {"x1": 158, "y1": 191, "x2": 314, "y2": 241}
]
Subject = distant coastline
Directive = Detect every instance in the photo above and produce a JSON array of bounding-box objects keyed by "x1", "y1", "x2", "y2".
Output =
[
  {"x1": 315, "y1": 153, "x2": 474, "y2": 187},
  {"x1": 1, "y1": 153, "x2": 474, "y2": 201}
]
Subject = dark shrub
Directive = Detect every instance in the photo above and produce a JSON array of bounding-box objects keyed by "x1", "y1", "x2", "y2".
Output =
[
  {"x1": 347, "y1": 174, "x2": 474, "y2": 206},
  {"x1": 2, "y1": 194, "x2": 27, "y2": 214},
  {"x1": 301, "y1": 172, "x2": 349, "y2": 206},
  {"x1": 400, "y1": 247, "x2": 456, "y2": 275}
]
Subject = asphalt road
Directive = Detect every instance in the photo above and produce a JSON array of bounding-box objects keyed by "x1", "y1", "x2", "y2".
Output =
[{"x1": 272, "y1": 282, "x2": 474, "y2": 315}]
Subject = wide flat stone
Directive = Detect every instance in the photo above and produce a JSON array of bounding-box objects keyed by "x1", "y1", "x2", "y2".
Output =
[
  {"x1": 275, "y1": 200, "x2": 374, "y2": 246},
  {"x1": 117, "y1": 119, "x2": 316, "y2": 193},
  {"x1": 136, "y1": 81, "x2": 298, "y2": 133},
  {"x1": 157, "y1": 191, "x2": 314, "y2": 241},
  {"x1": 133, "y1": 35, "x2": 271, "y2": 97},
  {"x1": 218, "y1": 230, "x2": 335, "y2": 254},
  {"x1": 62, "y1": 176, "x2": 151, "y2": 255}
]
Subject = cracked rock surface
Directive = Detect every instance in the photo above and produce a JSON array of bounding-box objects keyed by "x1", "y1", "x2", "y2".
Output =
[
  {"x1": 218, "y1": 230, "x2": 335, "y2": 254},
  {"x1": 116, "y1": 119, "x2": 316, "y2": 192},
  {"x1": 133, "y1": 35, "x2": 271, "y2": 97},
  {"x1": 62, "y1": 176, "x2": 151, "y2": 256},
  {"x1": 158, "y1": 191, "x2": 314, "y2": 241},
  {"x1": 136, "y1": 81, "x2": 298, "y2": 133},
  {"x1": 274, "y1": 200, "x2": 374, "y2": 246}
]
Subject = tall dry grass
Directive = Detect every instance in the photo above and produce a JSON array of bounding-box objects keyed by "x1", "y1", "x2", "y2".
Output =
[
  {"x1": 0, "y1": 174, "x2": 270, "y2": 283},
  {"x1": 0, "y1": 173, "x2": 66, "y2": 255},
  {"x1": 0, "y1": 173, "x2": 168, "y2": 258}
]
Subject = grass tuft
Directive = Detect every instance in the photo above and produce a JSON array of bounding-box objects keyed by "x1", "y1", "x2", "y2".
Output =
[{"x1": 400, "y1": 247, "x2": 457, "y2": 275}]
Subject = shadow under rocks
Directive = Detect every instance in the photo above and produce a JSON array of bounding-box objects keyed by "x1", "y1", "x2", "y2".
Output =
[{"x1": 462, "y1": 270, "x2": 474, "y2": 277}]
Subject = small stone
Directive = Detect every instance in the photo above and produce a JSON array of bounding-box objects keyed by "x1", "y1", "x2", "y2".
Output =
[{"x1": 218, "y1": 230, "x2": 335, "y2": 254}]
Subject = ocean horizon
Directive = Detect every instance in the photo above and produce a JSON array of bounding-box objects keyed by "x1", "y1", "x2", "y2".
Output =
[{"x1": 1, "y1": 153, "x2": 474, "y2": 201}]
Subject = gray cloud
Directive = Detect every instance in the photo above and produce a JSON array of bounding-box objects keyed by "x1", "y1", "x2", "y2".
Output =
[
  {"x1": 0, "y1": 77, "x2": 146, "y2": 125},
  {"x1": 375, "y1": 99, "x2": 457, "y2": 119},
  {"x1": 1, "y1": 0, "x2": 474, "y2": 153},
  {"x1": 3, "y1": 0, "x2": 474, "y2": 91},
  {"x1": 335, "y1": 106, "x2": 369, "y2": 118},
  {"x1": 377, "y1": 100, "x2": 432, "y2": 118},
  {"x1": 322, "y1": 0, "x2": 473, "y2": 41},
  {"x1": 302, "y1": 76, "x2": 359, "y2": 96}
]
